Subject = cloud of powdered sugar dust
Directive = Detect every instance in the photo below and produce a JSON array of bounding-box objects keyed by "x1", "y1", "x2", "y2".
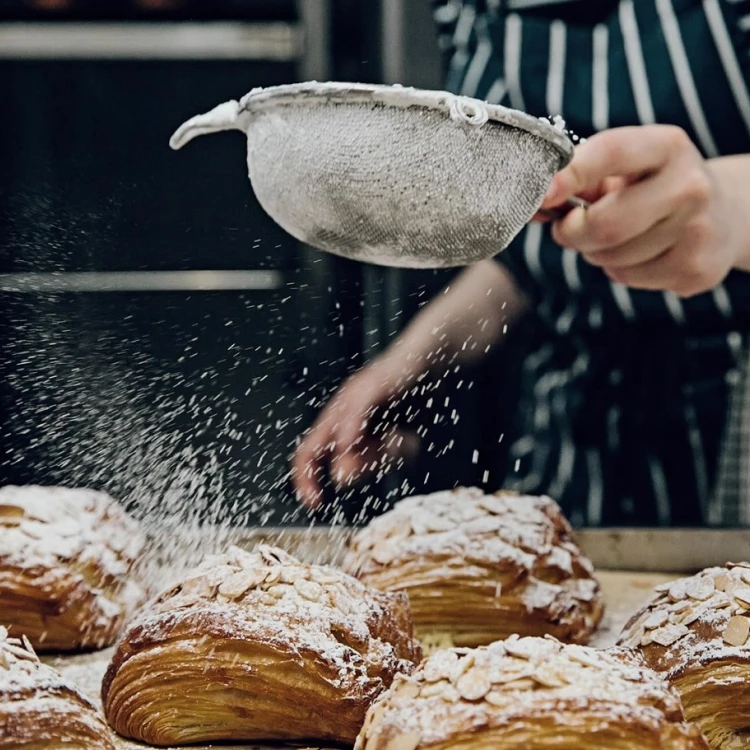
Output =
[{"x1": 0, "y1": 189, "x2": 338, "y2": 586}]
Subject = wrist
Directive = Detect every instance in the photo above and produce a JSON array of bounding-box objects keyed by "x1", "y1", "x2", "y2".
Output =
[
  {"x1": 377, "y1": 334, "x2": 447, "y2": 385},
  {"x1": 708, "y1": 156, "x2": 750, "y2": 273}
]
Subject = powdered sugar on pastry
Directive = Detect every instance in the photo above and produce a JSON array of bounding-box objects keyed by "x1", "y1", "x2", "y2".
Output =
[
  {"x1": 344, "y1": 488, "x2": 603, "y2": 646},
  {"x1": 0, "y1": 485, "x2": 145, "y2": 651},
  {"x1": 356, "y1": 636, "x2": 708, "y2": 750},
  {"x1": 0, "y1": 626, "x2": 115, "y2": 749},
  {"x1": 619, "y1": 563, "x2": 750, "y2": 749},
  {"x1": 619, "y1": 564, "x2": 750, "y2": 679},
  {"x1": 102, "y1": 545, "x2": 422, "y2": 747}
]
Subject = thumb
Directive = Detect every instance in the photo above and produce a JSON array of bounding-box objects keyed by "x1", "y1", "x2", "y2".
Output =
[{"x1": 542, "y1": 126, "x2": 674, "y2": 208}]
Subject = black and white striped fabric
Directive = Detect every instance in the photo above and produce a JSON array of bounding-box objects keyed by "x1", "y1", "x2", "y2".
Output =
[{"x1": 433, "y1": 0, "x2": 750, "y2": 526}]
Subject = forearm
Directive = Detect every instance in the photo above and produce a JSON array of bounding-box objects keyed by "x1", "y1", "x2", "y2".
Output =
[
  {"x1": 708, "y1": 154, "x2": 750, "y2": 272},
  {"x1": 380, "y1": 260, "x2": 528, "y2": 377}
]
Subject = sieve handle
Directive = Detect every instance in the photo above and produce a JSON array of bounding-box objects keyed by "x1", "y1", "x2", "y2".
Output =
[
  {"x1": 537, "y1": 196, "x2": 590, "y2": 221},
  {"x1": 169, "y1": 99, "x2": 245, "y2": 151}
]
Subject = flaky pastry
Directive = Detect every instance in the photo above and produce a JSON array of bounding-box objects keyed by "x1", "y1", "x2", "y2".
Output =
[
  {"x1": 619, "y1": 563, "x2": 750, "y2": 750},
  {"x1": 355, "y1": 635, "x2": 708, "y2": 750},
  {"x1": 344, "y1": 488, "x2": 603, "y2": 646},
  {"x1": 0, "y1": 625, "x2": 115, "y2": 750},
  {"x1": 0, "y1": 485, "x2": 145, "y2": 652},
  {"x1": 102, "y1": 544, "x2": 422, "y2": 747}
]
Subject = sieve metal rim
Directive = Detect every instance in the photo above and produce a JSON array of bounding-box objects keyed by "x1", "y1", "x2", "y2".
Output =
[{"x1": 237, "y1": 81, "x2": 574, "y2": 171}]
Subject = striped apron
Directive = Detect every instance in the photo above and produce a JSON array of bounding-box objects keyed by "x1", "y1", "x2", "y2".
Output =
[{"x1": 433, "y1": 0, "x2": 750, "y2": 526}]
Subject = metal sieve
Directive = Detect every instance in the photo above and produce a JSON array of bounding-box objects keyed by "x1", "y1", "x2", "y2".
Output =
[{"x1": 169, "y1": 82, "x2": 575, "y2": 269}]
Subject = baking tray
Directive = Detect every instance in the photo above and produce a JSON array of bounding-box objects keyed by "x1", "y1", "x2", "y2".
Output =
[
  {"x1": 43, "y1": 527, "x2": 749, "y2": 750},
  {"x1": 237, "y1": 526, "x2": 750, "y2": 572}
]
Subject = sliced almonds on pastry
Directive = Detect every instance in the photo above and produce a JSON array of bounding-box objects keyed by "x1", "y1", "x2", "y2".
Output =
[
  {"x1": 619, "y1": 563, "x2": 750, "y2": 750},
  {"x1": 0, "y1": 627, "x2": 115, "y2": 750},
  {"x1": 344, "y1": 488, "x2": 603, "y2": 647},
  {"x1": 0, "y1": 485, "x2": 145, "y2": 652},
  {"x1": 355, "y1": 636, "x2": 708, "y2": 750},
  {"x1": 102, "y1": 544, "x2": 422, "y2": 747}
]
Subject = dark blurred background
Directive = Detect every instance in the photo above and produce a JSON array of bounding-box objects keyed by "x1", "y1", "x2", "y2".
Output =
[{"x1": 0, "y1": 0, "x2": 521, "y2": 525}]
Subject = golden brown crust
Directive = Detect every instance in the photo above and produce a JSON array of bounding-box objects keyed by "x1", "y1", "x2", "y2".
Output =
[
  {"x1": 0, "y1": 625, "x2": 115, "y2": 750},
  {"x1": 102, "y1": 545, "x2": 422, "y2": 747},
  {"x1": 0, "y1": 485, "x2": 145, "y2": 652},
  {"x1": 344, "y1": 488, "x2": 603, "y2": 646},
  {"x1": 355, "y1": 636, "x2": 709, "y2": 750},
  {"x1": 619, "y1": 563, "x2": 750, "y2": 749}
]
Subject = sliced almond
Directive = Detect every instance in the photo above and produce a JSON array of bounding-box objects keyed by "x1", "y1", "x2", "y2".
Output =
[
  {"x1": 487, "y1": 641, "x2": 506, "y2": 656},
  {"x1": 21, "y1": 635, "x2": 36, "y2": 658},
  {"x1": 505, "y1": 636, "x2": 555, "y2": 661},
  {"x1": 489, "y1": 665, "x2": 534, "y2": 685},
  {"x1": 686, "y1": 577, "x2": 715, "y2": 601},
  {"x1": 386, "y1": 732, "x2": 421, "y2": 750},
  {"x1": 668, "y1": 600, "x2": 691, "y2": 614},
  {"x1": 479, "y1": 497, "x2": 507, "y2": 515},
  {"x1": 565, "y1": 645, "x2": 602, "y2": 669},
  {"x1": 423, "y1": 651, "x2": 459, "y2": 683},
  {"x1": 456, "y1": 668, "x2": 492, "y2": 701},
  {"x1": 329, "y1": 588, "x2": 353, "y2": 616},
  {"x1": 714, "y1": 574, "x2": 731, "y2": 591},
  {"x1": 180, "y1": 576, "x2": 215, "y2": 598},
  {"x1": 533, "y1": 665, "x2": 568, "y2": 688},
  {"x1": 463, "y1": 516, "x2": 504, "y2": 535},
  {"x1": 313, "y1": 570, "x2": 340, "y2": 586},
  {"x1": 650, "y1": 624, "x2": 689, "y2": 647},
  {"x1": 502, "y1": 677, "x2": 537, "y2": 691},
  {"x1": 280, "y1": 567, "x2": 300, "y2": 585},
  {"x1": 218, "y1": 570, "x2": 264, "y2": 599},
  {"x1": 450, "y1": 653, "x2": 475, "y2": 682},
  {"x1": 643, "y1": 610, "x2": 669, "y2": 631},
  {"x1": 267, "y1": 584, "x2": 289, "y2": 599},
  {"x1": 0, "y1": 626, "x2": 7, "y2": 644},
  {"x1": 735, "y1": 587, "x2": 750, "y2": 607},
  {"x1": 395, "y1": 680, "x2": 421, "y2": 700},
  {"x1": 485, "y1": 689, "x2": 508, "y2": 706},
  {"x1": 294, "y1": 578, "x2": 323, "y2": 602},
  {"x1": 723, "y1": 616, "x2": 750, "y2": 647},
  {"x1": 439, "y1": 684, "x2": 460, "y2": 703},
  {"x1": 668, "y1": 580, "x2": 689, "y2": 602},
  {"x1": 366, "y1": 699, "x2": 388, "y2": 736},
  {"x1": 423, "y1": 515, "x2": 454, "y2": 533},
  {"x1": 4, "y1": 642, "x2": 35, "y2": 661},
  {"x1": 678, "y1": 606, "x2": 705, "y2": 627},
  {"x1": 420, "y1": 680, "x2": 451, "y2": 699}
]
